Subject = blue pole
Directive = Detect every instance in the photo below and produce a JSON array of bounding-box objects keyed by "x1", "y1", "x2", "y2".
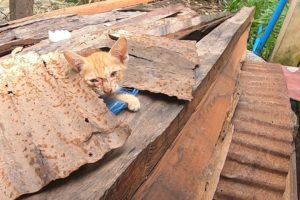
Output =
[{"x1": 253, "y1": 0, "x2": 287, "y2": 56}]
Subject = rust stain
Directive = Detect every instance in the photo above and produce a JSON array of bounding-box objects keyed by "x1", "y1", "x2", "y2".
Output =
[
  {"x1": 0, "y1": 51, "x2": 130, "y2": 200},
  {"x1": 120, "y1": 34, "x2": 198, "y2": 101},
  {"x1": 214, "y1": 62, "x2": 295, "y2": 200}
]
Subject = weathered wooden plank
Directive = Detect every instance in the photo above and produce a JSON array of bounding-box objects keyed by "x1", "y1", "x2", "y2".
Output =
[
  {"x1": 193, "y1": 7, "x2": 253, "y2": 89},
  {"x1": 10, "y1": 0, "x2": 154, "y2": 24},
  {"x1": 9, "y1": 0, "x2": 34, "y2": 20},
  {"x1": 132, "y1": 24, "x2": 250, "y2": 200},
  {"x1": 113, "y1": 3, "x2": 189, "y2": 27},
  {"x1": 0, "y1": 4, "x2": 190, "y2": 56},
  {"x1": 22, "y1": 7, "x2": 255, "y2": 200},
  {"x1": 164, "y1": 14, "x2": 232, "y2": 39},
  {"x1": 114, "y1": 11, "x2": 229, "y2": 37},
  {"x1": 0, "y1": 52, "x2": 130, "y2": 200},
  {"x1": 271, "y1": 0, "x2": 300, "y2": 66},
  {"x1": 112, "y1": 34, "x2": 198, "y2": 100},
  {"x1": 283, "y1": 148, "x2": 298, "y2": 200},
  {"x1": 0, "y1": 11, "x2": 144, "y2": 56}
]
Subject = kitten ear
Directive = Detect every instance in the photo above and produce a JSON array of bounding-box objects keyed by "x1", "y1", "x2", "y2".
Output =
[
  {"x1": 63, "y1": 51, "x2": 85, "y2": 72},
  {"x1": 109, "y1": 37, "x2": 129, "y2": 64}
]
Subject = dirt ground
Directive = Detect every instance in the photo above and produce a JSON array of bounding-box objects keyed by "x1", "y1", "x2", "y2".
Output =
[{"x1": 0, "y1": 0, "x2": 223, "y2": 23}]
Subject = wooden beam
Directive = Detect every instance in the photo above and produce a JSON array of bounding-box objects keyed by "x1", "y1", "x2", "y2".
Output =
[
  {"x1": 10, "y1": 0, "x2": 154, "y2": 24},
  {"x1": 0, "y1": 11, "x2": 144, "y2": 56},
  {"x1": 22, "y1": 7, "x2": 255, "y2": 200},
  {"x1": 283, "y1": 150, "x2": 298, "y2": 200},
  {"x1": 0, "y1": 4, "x2": 188, "y2": 56},
  {"x1": 9, "y1": 0, "x2": 34, "y2": 20},
  {"x1": 270, "y1": 0, "x2": 300, "y2": 66},
  {"x1": 132, "y1": 24, "x2": 251, "y2": 200},
  {"x1": 9, "y1": 8, "x2": 228, "y2": 57}
]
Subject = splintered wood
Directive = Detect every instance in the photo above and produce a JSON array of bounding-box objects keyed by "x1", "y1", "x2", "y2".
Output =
[
  {"x1": 0, "y1": 11, "x2": 145, "y2": 55},
  {"x1": 0, "y1": 52, "x2": 130, "y2": 200},
  {"x1": 119, "y1": 34, "x2": 198, "y2": 100}
]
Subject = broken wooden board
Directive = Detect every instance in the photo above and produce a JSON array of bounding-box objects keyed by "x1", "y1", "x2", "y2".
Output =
[
  {"x1": 112, "y1": 11, "x2": 229, "y2": 37},
  {"x1": 164, "y1": 14, "x2": 232, "y2": 40},
  {"x1": 9, "y1": 0, "x2": 154, "y2": 24},
  {"x1": 0, "y1": 4, "x2": 229, "y2": 59},
  {"x1": 22, "y1": 7, "x2": 255, "y2": 200},
  {"x1": 0, "y1": 52, "x2": 130, "y2": 200},
  {"x1": 0, "y1": 4, "x2": 194, "y2": 57},
  {"x1": 115, "y1": 34, "x2": 198, "y2": 100},
  {"x1": 0, "y1": 11, "x2": 145, "y2": 56}
]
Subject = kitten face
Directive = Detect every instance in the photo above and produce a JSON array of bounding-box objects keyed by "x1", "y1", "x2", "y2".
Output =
[{"x1": 64, "y1": 37, "x2": 129, "y2": 96}]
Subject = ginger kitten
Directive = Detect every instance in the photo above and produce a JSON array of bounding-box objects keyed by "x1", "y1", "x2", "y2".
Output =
[{"x1": 63, "y1": 37, "x2": 140, "y2": 112}]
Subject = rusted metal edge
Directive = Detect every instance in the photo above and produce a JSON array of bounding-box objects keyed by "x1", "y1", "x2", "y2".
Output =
[{"x1": 214, "y1": 62, "x2": 295, "y2": 200}]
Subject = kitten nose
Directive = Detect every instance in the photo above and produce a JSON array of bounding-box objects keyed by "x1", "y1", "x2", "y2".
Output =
[{"x1": 104, "y1": 88, "x2": 112, "y2": 94}]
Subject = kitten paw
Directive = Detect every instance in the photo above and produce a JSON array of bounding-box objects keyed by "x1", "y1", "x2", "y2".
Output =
[{"x1": 127, "y1": 98, "x2": 140, "y2": 112}]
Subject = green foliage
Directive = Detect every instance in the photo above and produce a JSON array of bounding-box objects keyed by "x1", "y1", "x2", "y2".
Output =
[{"x1": 222, "y1": 0, "x2": 289, "y2": 60}]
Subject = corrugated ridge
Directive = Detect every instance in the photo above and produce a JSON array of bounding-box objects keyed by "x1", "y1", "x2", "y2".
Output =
[
  {"x1": 215, "y1": 178, "x2": 283, "y2": 200},
  {"x1": 233, "y1": 120, "x2": 293, "y2": 143},
  {"x1": 214, "y1": 62, "x2": 294, "y2": 199}
]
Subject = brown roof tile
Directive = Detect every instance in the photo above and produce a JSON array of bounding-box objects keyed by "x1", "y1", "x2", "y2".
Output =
[{"x1": 214, "y1": 62, "x2": 295, "y2": 199}]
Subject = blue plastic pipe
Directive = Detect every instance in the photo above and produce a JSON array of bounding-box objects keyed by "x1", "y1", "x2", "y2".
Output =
[{"x1": 253, "y1": 0, "x2": 287, "y2": 56}]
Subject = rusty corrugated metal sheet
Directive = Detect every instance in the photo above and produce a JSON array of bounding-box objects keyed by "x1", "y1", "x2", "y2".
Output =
[
  {"x1": 0, "y1": 52, "x2": 130, "y2": 200},
  {"x1": 214, "y1": 62, "x2": 294, "y2": 200}
]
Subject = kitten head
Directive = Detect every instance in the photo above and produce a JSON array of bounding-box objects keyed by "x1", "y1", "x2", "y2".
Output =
[{"x1": 64, "y1": 37, "x2": 129, "y2": 96}]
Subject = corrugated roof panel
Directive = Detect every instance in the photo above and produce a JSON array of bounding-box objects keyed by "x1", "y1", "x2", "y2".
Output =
[
  {"x1": 0, "y1": 52, "x2": 130, "y2": 200},
  {"x1": 214, "y1": 62, "x2": 294, "y2": 199}
]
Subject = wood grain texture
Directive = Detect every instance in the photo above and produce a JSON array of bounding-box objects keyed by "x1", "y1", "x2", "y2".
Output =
[
  {"x1": 0, "y1": 52, "x2": 130, "y2": 200},
  {"x1": 271, "y1": 0, "x2": 300, "y2": 66},
  {"x1": 0, "y1": 4, "x2": 191, "y2": 57},
  {"x1": 0, "y1": 11, "x2": 144, "y2": 56},
  {"x1": 9, "y1": 0, "x2": 34, "y2": 20},
  {"x1": 164, "y1": 14, "x2": 232, "y2": 40},
  {"x1": 9, "y1": 0, "x2": 154, "y2": 24},
  {"x1": 120, "y1": 34, "x2": 198, "y2": 100},
  {"x1": 22, "y1": 7, "x2": 255, "y2": 200},
  {"x1": 132, "y1": 24, "x2": 250, "y2": 200},
  {"x1": 113, "y1": 11, "x2": 229, "y2": 37}
]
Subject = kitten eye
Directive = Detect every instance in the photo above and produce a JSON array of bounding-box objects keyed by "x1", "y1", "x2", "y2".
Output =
[
  {"x1": 90, "y1": 79, "x2": 99, "y2": 83},
  {"x1": 111, "y1": 71, "x2": 117, "y2": 77}
]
